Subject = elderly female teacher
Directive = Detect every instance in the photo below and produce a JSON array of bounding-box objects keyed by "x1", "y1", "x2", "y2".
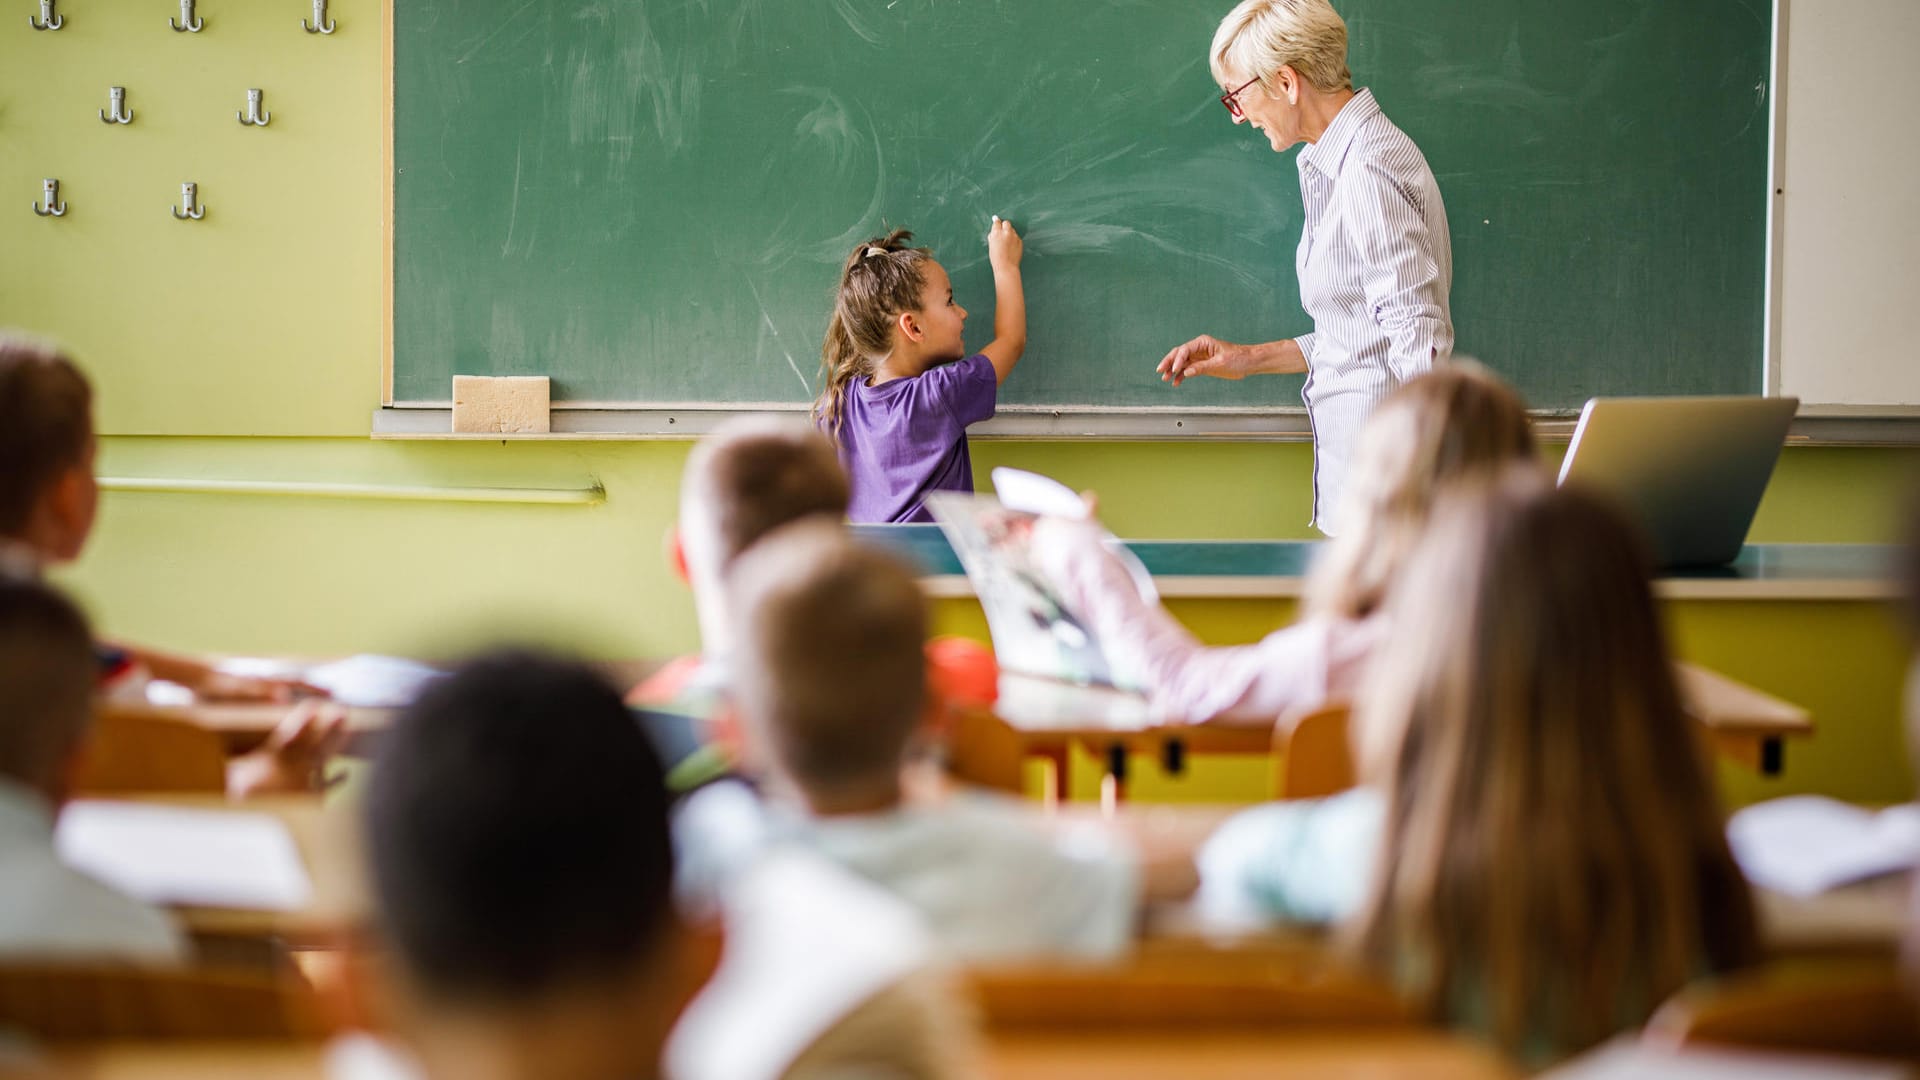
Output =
[{"x1": 1158, "y1": 0, "x2": 1453, "y2": 534}]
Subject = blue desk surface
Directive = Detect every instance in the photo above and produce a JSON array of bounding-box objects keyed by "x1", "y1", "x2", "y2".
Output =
[{"x1": 852, "y1": 524, "x2": 1896, "y2": 601}]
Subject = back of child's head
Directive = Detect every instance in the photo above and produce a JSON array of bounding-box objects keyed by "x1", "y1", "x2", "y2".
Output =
[
  {"x1": 813, "y1": 230, "x2": 934, "y2": 443},
  {"x1": 680, "y1": 416, "x2": 850, "y2": 583},
  {"x1": 1351, "y1": 469, "x2": 1757, "y2": 1060},
  {"x1": 365, "y1": 651, "x2": 676, "y2": 1008},
  {"x1": 0, "y1": 572, "x2": 98, "y2": 793},
  {"x1": 1305, "y1": 360, "x2": 1537, "y2": 620},
  {"x1": 0, "y1": 336, "x2": 93, "y2": 541},
  {"x1": 727, "y1": 520, "x2": 927, "y2": 807}
]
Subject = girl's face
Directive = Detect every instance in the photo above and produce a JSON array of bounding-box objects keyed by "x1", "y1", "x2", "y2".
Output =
[{"x1": 909, "y1": 261, "x2": 968, "y2": 360}]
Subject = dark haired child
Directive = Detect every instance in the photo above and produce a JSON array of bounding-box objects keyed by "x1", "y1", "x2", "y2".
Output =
[
  {"x1": 0, "y1": 573, "x2": 183, "y2": 961},
  {"x1": 0, "y1": 334, "x2": 343, "y2": 796}
]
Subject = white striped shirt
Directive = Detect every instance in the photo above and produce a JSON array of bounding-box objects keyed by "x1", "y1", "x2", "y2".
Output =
[{"x1": 1294, "y1": 88, "x2": 1453, "y2": 533}]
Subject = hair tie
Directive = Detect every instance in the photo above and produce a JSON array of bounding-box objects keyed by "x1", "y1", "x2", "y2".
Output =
[{"x1": 861, "y1": 245, "x2": 885, "y2": 260}]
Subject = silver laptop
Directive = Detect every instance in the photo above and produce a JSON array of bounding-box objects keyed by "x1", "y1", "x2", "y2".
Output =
[{"x1": 1556, "y1": 396, "x2": 1798, "y2": 568}]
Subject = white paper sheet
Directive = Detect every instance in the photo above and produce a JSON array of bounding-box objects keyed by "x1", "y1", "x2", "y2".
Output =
[
  {"x1": 55, "y1": 801, "x2": 314, "y2": 912},
  {"x1": 302, "y1": 655, "x2": 445, "y2": 708},
  {"x1": 211, "y1": 654, "x2": 444, "y2": 708},
  {"x1": 991, "y1": 466, "x2": 1089, "y2": 519},
  {"x1": 1727, "y1": 795, "x2": 1920, "y2": 898},
  {"x1": 991, "y1": 467, "x2": 1158, "y2": 604},
  {"x1": 1548, "y1": 1041, "x2": 1910, "y2": 1079}
]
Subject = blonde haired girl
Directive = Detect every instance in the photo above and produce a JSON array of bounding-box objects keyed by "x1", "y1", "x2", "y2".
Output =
[
  {"x1": 813, "y1": 220, "x2": 1025, "y2": 524},
  {"x1": 1204, "y1": 472, "x2": 1760, "y2": 1062},
  {"x1": 1033, "y1": 361, "x2": 1534, "y2": 726}
]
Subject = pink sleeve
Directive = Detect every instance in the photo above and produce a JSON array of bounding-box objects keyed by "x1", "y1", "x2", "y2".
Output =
[{"x1": 1032, "y1": 521, "x2": 1382, "y2": 724}]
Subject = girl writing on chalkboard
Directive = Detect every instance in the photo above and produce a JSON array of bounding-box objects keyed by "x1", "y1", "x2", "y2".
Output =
[{"x1": 813, "y1": 218, "x2": 1025, "y2": 524}]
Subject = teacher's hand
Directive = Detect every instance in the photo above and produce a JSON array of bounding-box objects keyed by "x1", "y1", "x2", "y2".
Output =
[{"x1": 1157, "y1": 335, "x2": 1261, "y2": 386}]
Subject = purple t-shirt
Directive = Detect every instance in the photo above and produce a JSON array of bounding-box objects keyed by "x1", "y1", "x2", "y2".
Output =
[{"x1": 837, "y1": 353, "x2": 998, "y2": 524}]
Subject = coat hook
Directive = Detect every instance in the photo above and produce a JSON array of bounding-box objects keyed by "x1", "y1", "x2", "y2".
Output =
[
  {"x1": 237, "y1": 88, "x2": 271, "y2": 127},
  {"x1": 32, "y1": 179, "x2": 66, "y2": 217},
  {"x1": 171, "y1": 182, "x2": 205, "y2": 221},
  {"x1": 101, "y1": 86, "x2": 134, "y2": 125},
  {"x1": 301, "y1": 0, "x2": 334, "y2": 34},
  {"x1": 169, "y1": 0, "x2": 203, "y2": 32},
  {"x1": 29, "y1": 0, "x2": 62, "y2": 30}
]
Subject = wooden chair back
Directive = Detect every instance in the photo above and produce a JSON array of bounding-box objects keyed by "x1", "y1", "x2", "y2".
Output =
[
  {"x1": 0, "y1": 964, "x2": 330, "y2": 1042},
  {"x1": 1272, "y1": 702, "x2": 1356, "y2": 799},
  {"x1": 1644, "y1": 961, "x2": 1920, "y2": 1062},
  {"x1": 944, "y1": 705, "x2": 1027, "y2": 795},
  {"x1": 75, "y1": 708, "x2": 228, "y2": 795},
  {"x1": 968, "y1": 950, "x2": 1412, "y2": 1031}
]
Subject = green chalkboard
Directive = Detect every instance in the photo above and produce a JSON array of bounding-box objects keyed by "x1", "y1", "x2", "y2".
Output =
[{"x1": 393, "y1": 0, "x2": 1769, "y2": 412}]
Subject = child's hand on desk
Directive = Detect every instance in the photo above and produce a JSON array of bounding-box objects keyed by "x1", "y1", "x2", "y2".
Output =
[{"x1": 226, "y1": 700, "x2": 350, "y2": 799}]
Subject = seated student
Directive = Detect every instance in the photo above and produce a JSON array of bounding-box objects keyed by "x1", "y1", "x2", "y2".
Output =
[
  {"x1": 628, "y1": 415, "x2": 850, "y2": 725},
  {"x1": 1199, "y1": 472, "x2": 1761, "y2": 1063},
  {"x1": 630, "y1": 415, "x2": 991, "y2": 791},
  {"x1": 360, "y1": 652, "x2": 712, "y2": 1080},
  {"x1": 1032, "y1": 361, "x2": 1536, "y2": 725},
  {"x1": 727, "y1": 521, "x2": 1153, "y2": 961},
  {"x1": 0, "y1": 335, "x2": 342, "y2": 796},
  {"x1": 360, "y1": 652, "x2": 967, "y2": 1080},
  {"x1": 0, "y1": 572, "x2": 184, "y2": 962}
]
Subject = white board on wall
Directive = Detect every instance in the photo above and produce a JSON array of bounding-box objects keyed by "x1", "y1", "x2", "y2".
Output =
[{"x1": 1775, "y1": 0, "x2": 1920, "y2": 408}]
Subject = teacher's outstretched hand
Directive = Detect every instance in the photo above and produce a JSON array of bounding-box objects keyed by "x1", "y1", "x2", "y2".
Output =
[{"x1": 1158, "y1": 335, "x2": 1305, "y2": 387}]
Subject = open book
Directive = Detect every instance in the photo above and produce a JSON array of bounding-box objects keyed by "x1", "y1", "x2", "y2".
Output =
[{"x1": 926, "y1": 468, "x2": 1153, "y2": 693}]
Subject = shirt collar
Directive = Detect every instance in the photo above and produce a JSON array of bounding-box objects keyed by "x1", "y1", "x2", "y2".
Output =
[
  {"x1": 1298, "y1": 87, "x2": 1380, "y2": 180},
  {"x1": 0, "y1": 777, "x2": 56, "y2": 844}
]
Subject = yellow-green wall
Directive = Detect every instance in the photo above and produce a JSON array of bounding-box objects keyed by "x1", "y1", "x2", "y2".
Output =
[{"x1": 6, "y1": 2, "x2": 1915, "y2": 807}]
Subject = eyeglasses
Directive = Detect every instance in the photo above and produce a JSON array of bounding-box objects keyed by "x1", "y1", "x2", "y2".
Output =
[{"x1": 1219, "y1": 75, "x2": 1262, "y2": 118}]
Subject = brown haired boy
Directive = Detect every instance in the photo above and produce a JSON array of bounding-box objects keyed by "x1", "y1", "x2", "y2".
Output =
[
  {"x1": 726, "y1": 521, "x2": 1145, "y2": 960},
  {"x1": 0, "y1": 334, "x2": 342, "y2": 795}
]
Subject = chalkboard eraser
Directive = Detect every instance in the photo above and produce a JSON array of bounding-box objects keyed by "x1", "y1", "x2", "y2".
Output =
[{"x1": 451, "y1": 375, "x2": 551, "y2": 434}]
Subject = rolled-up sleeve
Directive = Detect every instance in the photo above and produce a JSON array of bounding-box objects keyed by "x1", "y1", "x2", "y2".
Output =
[
  {"x1": 1348, "y1": 162, "x2": 1452, "y2": 383},
  {"x1": 1030, "y1": 519, "x2": 1378, "y2": 724}
]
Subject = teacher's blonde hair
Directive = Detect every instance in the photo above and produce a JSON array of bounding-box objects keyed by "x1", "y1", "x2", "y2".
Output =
[{"x1": 1210, "y1": 0, "x2": 1353, "y2": 94}]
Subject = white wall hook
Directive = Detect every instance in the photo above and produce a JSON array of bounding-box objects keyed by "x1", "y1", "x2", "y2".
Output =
[
  {"x1": 237, "y1": 88, "x2": 271, "y2": 127},
  {"x1": 32, "y1": 178, "x2": 66, "y2": 217},
  {"x1": 29, "y1": 0, "x2": 62, "y2": 29},
  {"x1": 301, "y1": 0, "x2": 334, "y2": 34},
  {"x1": 101, "y1": 86, "x2": 133, "y2": 125},
  {"x1": 169, "y1": 0, "x2": 203, "y2": 32},
  {"x1": 172, "y1": 182, "x2": 206, "y2": 221}
]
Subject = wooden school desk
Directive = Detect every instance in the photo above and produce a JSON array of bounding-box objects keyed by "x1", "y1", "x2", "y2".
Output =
[
  {"x1": 15, "y1": 1031, "x2": 1518, "y2": 1080},
  {"x1": 134, "y1": 660, "x2": 660, "y2": 754},
  {"x1": 958, "y1": 664, "x2": 1810, "y2": 804},
  {"x1": 96, "y1": 793, "x2": 1908, "y2": 965},
  {"x1": 81, "y1": 794, "x2": 366, "y2": 952},
  {"x1": 860, "y1": 526, "x2": 1871, "y2": 789}
]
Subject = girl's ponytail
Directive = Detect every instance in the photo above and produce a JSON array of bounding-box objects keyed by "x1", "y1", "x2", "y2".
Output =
[{"x1": 811, "y1": 229, "x2": 933, "y2": 446}]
